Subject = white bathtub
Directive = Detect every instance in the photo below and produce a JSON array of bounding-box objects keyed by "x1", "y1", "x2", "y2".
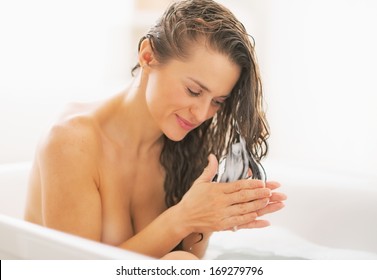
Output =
[{"x1": 1, "y1": 161, "x2": 376, "y2": 259}]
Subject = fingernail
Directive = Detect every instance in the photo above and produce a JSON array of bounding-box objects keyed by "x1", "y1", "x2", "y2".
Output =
[{"x1": 261, "y1": 180, "x2": 266, "y2": 188}]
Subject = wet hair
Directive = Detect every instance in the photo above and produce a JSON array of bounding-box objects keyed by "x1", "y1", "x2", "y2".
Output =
[{"x1": 132, "y1": 0, "x2": 269, "y2": 208}]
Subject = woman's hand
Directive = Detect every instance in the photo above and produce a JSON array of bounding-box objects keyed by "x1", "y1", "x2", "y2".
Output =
[
  {"x1": 176, "y1": 154, "x2": 286, "y2": 234},
  {"x1": 233, "y1": 181, "x2": 286, "y2": 230}
]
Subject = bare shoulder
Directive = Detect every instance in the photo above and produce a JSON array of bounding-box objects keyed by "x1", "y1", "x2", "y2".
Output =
[
  {"x1": 37, "y1": 110, "x2": 102, "y2": 184},
  {"x1": 33, "y1": 110, "x2": 104, "y2": 239},
  {"x1": 42, "y1": 114, "x2": 97, "y2": 151}
]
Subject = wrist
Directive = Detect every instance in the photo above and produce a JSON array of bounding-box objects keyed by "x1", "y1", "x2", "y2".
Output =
[{"x1": 166, "y1": 203, "x2": 192, "y2": 239}]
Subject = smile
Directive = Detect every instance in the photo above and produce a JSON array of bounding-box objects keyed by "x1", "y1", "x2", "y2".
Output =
[{"x1": 175, "y1": 114, "x2": 196, "y2": 131}]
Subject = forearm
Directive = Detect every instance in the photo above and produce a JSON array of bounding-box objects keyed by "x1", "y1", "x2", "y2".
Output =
[
  {"x1": 181, "y1": 232, "x2": 213, "y2": 259},
  {"x1": 118, "y1": 205, "x2": 189, "y2": 258}
]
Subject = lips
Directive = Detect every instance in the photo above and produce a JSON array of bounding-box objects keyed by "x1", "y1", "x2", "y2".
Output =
[{"x1": 175, "y1": 114, "x2": 196, "y2": 131}]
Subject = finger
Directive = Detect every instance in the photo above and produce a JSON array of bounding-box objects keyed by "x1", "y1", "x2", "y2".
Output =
[
  {"x1": 220, "y1": 212, "x2": 258, "y2": 231},
  {"x1": 221, "y1": 179, "x2": 265, "y2": 194},
  {"x1": 269, "y1": 192, "x2": 287, "y2": 202},
  {"x1": 227, "y1": 198, "x2": 270, "y2": 216},
  {"x1": 256, "y1": 202, "x2": 285, "y2": 217},
  {"x1": 227, "y1": 188, "x2": 271, "y2": 205},
  {"x1": 237, "y1": 219, "x2": 270, "y2": 229},
  {"x1": 194, "y1": 154, "x2": 218, "y2": 183},
  {"x1": 265, "y1": 181, "x2": 281, "y2": 190}
]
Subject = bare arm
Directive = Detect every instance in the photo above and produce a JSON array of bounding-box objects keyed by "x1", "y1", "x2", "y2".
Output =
[
  {"x1": 39, "y1": 123, "x2": 285, "y2": 259},
  {"x1": 114, "y1": 154, "x2": 284, "y2": 258},
  {"x1": 38, "y1": 121, "x2": 103, "y2": 241},
  {"x1": 37, "y1": 120, "x2": 191, "y2": 258}
]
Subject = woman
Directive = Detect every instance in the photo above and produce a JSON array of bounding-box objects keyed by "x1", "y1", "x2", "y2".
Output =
[{"x1": 24, "y1": 0, "x2": 286, "y2": 259}]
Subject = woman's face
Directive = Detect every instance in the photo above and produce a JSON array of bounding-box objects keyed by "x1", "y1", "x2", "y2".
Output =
[{"x1": 144, "y1": 44, "x2": 241, "y2": 141}]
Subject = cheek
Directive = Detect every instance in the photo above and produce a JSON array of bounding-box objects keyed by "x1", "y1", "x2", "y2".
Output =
[
  {"x1": 204, "y1": 106, "x2": 221, "y2": 122},
  {"x1": 144, "y1": 74, "x2": 181, "y2": 121},
  {"x1": 145, "y1": 72, "x2": 167, "y2": 99},
  {"x1": 147, "y1": 78, "x2": 186, "y2": 109},
  {"x1": 209, "y1": 107, "x2": 220, "y2": 118}
]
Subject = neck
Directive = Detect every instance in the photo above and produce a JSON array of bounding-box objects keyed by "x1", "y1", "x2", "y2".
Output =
[{"x1": 101, "y1": 71, "x2": 164, "y2": 156}]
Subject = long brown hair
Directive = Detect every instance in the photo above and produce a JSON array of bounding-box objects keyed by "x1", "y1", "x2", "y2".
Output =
[{"x1": 132, "y1": 0, "x2": 269, "y2": 208}]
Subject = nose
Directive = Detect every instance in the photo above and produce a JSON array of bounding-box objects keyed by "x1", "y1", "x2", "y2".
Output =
[{"x1": 190, "y1": 98, "x2": 214, "y2": 123}]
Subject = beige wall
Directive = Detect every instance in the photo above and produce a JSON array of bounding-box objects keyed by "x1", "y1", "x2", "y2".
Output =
[
  {"x1": 1, "y1": 0, "x2": 377, "y2": 179},
  {"x1": 135, "y1": 0, "x2": 172, "y2": 11}
]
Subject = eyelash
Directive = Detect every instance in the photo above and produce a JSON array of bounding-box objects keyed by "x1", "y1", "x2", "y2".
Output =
[
  {"x1": 187, "y1": 88, "x2": 201, "y2": 97},
  {"x1": 212, "y1": 99, "x2": 224, "y2": 106},
  {"x1": 186, "y1": 87, "x2": 225, "y2": 107}
]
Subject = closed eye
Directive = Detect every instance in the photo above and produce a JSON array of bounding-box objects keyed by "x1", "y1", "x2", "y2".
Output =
[
  {"x1": 211, "y1": 97, "x2": 227, "y2": 107},
  {"x1": 186, "y1": 87, "x2": 201, "y2": 97},
  {"x1": 186, "y1": 86, "x2": 228, "y2": 107}
]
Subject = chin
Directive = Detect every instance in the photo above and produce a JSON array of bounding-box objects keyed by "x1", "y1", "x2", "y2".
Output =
[{"x1": 163, "y1": 130, "x2": 189, "y2": 142}]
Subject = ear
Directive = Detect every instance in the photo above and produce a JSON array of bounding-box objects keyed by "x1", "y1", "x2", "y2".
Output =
[{"x1": 138, "y1": 38, "x2": 157, "y2": 68}]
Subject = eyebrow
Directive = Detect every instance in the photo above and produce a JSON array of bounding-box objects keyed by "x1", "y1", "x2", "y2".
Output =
[{"x1": 188, "y1": 77, "x2": 211, "y2": 93}]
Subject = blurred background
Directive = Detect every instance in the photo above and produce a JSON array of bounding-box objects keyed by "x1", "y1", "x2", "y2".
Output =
[{"x1": 1, "y1": 0, "x2": 376, "y2": 182}]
